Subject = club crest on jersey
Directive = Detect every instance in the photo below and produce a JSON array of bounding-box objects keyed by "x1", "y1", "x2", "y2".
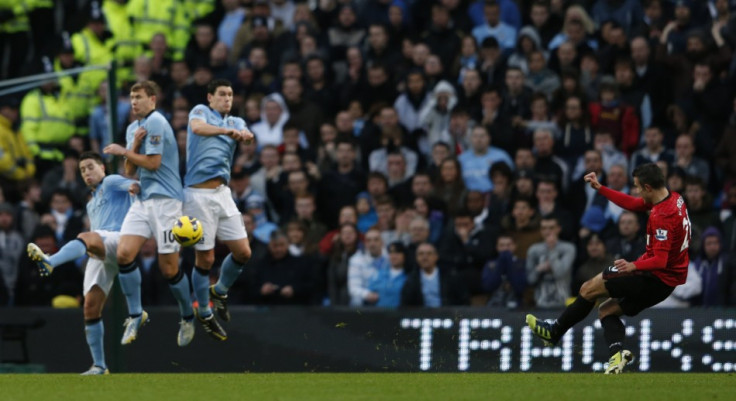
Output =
[
  {"x1": 655, "y1": 229, "x2": 668, "y2": 241},
  {"x1": 149, "y1": 135, "x2": 161, "y2": 145}
]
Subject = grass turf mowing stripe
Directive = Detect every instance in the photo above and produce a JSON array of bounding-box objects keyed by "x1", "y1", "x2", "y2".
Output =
[{"x1": 1, "y1": 373, "x2": 733, "y2": 401}]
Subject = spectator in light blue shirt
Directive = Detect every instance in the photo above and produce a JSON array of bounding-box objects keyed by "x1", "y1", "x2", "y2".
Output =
[
  {"x1": 471, "y1": 1, "x2": 518, "y2": 52},
  {"x1": 89, "y1": 81, "x2": 131, "y2": 159},
  {"x1": 468, "y1": 0, "x2": 522, "y2": 31},
  {"x1": 458, "y1": 126, "x2": 514, "y2": 193},
  {"x1": 218, "y1": 0, "x2": 246, "y2": 49},
  {"x1": 367, "y1": 242, "x2": 408, "y2": 308}
]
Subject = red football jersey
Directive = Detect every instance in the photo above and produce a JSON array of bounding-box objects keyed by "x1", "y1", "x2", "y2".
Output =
[
  {"x1": 598, "y1": 186, "x2": 691, "y2": 287},
  {"x1": 636, "y1": 192, "x2": 691, "y2": 287}
]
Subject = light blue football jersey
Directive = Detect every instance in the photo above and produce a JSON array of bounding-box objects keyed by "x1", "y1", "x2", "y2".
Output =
[
  {"x1": 184, "y1": 104, "x2": 245, "y2": 187},
  {"x1": 125, "y1": 110, "x2": 183, "y2": 200},
  {"x1": 87, "y1": 175, "x2": 136, "y2": 231}
]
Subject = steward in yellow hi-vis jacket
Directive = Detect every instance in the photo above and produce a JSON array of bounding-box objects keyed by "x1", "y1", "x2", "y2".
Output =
[
  {"x1": 0, "y1": 97, "x2": 35, "y2": 184},
  {"x1": 126, "y1": 0, "x2": 189, "y2": 61},
  {"x1": 54, "y1": 33, "x2": 95, "y2": 137},
  {"x1": 70, "y1": 1, "x2": 113, "y2": 93},
  {"x1": 102, "y1": 0, "x2": 142, "y2": 87},
  {"x1": 0, "y1": 0, "x2": 31, "y2": 79},
  {"x1": 20, "y1": 57, "x2": 76, "y2": 176}
]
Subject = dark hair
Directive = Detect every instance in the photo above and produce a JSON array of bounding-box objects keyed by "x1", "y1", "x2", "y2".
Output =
[
  {"x1": 207, "y1": 79, "x2": 232, "y2": 95},
  {"x1": 282, "y1": 120, "x2": 300, "y2": 133},
  {"x1": 79, "y1": 151, "x2": 104, "y2": 165},
  {"x1": 489, "y1": 161, "x2": 513, "y2": 180},
  {"x1": 632, "y1": 163, "x2": 666, "y2": 189},
  {"x1": 454, "y1": 208, "x2": 474, "y2": 220},
  {"x1": 130, "y1": 80, "x2": 160, "y2": 97},
  {"x1": 269, "y1": 229, "x2": 288, "y2": 242},
  {"x1": 335, "y1": 137, "x2": 356, "y2": 149},
  {"x1": 367, "y1": 171, "x2": 388, "y2": 184},
  {"x1": 51, "y1": 188, "x2": 72, "y2": 201},
  {"x1": 684, "y1": 176, "x2": 706, "y2": 190}
]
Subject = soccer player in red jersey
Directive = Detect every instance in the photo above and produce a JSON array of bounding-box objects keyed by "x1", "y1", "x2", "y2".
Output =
[{"x1": 526, "y1": 163, "x2": 691, "y2": 374}]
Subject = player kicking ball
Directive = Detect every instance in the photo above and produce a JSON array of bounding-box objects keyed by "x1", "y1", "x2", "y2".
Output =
[
  {"x1": 183, "y1": 79, "x2": 253, "y2": 340},
  {"x1": 526, "y1": 163, "x2": 691, "y2": 374},
  {"x1": 27, "y1": 152, "x2": 143, "y2": 375},
  {"x1": 104, "y1": 80, "x2": 196, "y2": 347}
]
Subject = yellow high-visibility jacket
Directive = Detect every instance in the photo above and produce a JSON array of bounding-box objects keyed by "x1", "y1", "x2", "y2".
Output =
[
  {"x1": 126, "y1": 0, "x2": 189, "y2": 60},
  {"x1": 0, "y1": 114, "x2": 35, "y2": 180},
  {"x1": 55, "y1": 59, "x2": 95, "y2": 136},
  {"x1": 103, "y1": 0, "x2": 143, "y2": 86},
  {"x1": 20, "y1": 88, "x2": 75, "y2": 161},
  {"x1": 0, "y1": 0, "x2": 30, "y2": 34}
]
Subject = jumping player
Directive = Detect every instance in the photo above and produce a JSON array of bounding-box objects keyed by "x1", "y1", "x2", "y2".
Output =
[
  {"x1": 184, "y1": 79, "x2": 253, "y2": 340},
  {"x1": 103, "y1": 80, "x2": 195, "y2": 347}
]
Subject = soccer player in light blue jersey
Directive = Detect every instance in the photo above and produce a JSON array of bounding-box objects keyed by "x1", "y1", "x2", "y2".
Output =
[
  {"x1": 184, "y1": 79, "x2": 254, "y2": 340},
  {"x1": 103, "y1": 80, "x2": 196, "y2": 347},
  {"x1": 27, "y1": 152, "x2": 140, "y2": 375}
]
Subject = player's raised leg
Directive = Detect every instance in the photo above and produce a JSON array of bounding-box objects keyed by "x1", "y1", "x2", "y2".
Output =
[
  {"x1": 116, "y1": 233, "x2": 148, "y2": 345},
  {"x1": 28, "y1": 231, "x2": 96, "y2": 276},
  {"x1": 526, "y1": 273, "x2": 608, "y2": 346}
]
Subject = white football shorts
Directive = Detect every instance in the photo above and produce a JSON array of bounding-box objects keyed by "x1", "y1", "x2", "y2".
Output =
[
  {"x1": 120, "y1": 197, "x2": 182, "y2": 254},
  {"x1": 183, "y1": 185, "x2": 247, "y2": 251},
  {"x1": 83, "y1": 230, "x2": 120, "y2": 296}
]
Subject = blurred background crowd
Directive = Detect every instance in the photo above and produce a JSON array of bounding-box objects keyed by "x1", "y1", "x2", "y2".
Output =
[{"x1": 1, "y1": 0, "x2": 736, "y2": 310}]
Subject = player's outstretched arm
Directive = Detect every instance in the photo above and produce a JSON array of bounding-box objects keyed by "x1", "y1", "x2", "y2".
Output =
[{"x1": 584, "y1": 172, "x2": 650, "y2": 212}]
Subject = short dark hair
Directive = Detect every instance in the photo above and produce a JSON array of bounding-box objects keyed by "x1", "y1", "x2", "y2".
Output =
[
  {"x1": 79, "y1": 151, "x2": 104, "y2": 165},
  {"x1": 684, "y1": 176, "x2": 706, "y2": 190},
  {"x1": 207, "y1": 79, "x2": 232, "y2": 95},
  {"x1": 632, "y1": 163, "x2": 666, "y2": 189},
  {"x1": 269, "y1": 229, "x2": 288, "y2": 242},
  {"x1": 335, "y1": 137, "x2": 356, "y2": 149},
  {"x1": 454, "y1": 208, "x2": 474, "y2": 220}
]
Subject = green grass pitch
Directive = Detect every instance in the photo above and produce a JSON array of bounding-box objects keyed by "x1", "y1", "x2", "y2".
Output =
[{"x1": 1, "y1": 373, "x2": 733, "y2": 401}]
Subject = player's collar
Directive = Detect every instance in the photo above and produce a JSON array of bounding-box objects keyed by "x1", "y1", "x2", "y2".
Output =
[
  {"x1": 139, "y1": 109, "x2": 155, "y2": 121},
  {"x1": 208, "y1": 106, "x2": 228, "y2": 119},
  {"x1": 90, "y1": 176, "x2": 106, "y2": 193},
  {"x1": 653, "y1": 190, "x2": 671, "y2": 205}
]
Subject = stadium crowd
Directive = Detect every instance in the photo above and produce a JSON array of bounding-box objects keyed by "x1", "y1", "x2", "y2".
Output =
[{"x1": 1, "y1": 0, "x2": 736, "y2": 309}]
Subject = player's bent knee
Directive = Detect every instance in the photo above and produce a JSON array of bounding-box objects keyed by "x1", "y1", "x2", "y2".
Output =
[
  {"x1": 233, "y1": 247, "x2": 251, "y2": 264},
  {"x1": 597, "y1": 299, "x2": 622, "y2": 319},
  {"x1": 196, "y1": 252, "x2": 216, "y2": 269},
  {"x1": 231, "y1": 240, "x2": 251, "y2": 263},
  {"x1": 579, "y1": 280, "x2": 597, "y2": 300}
]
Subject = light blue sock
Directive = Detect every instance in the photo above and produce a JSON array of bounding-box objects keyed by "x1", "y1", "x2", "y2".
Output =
[
  {"x1": 192, "y1": 267, "x2": 212, "y2": 318},
  {"x1": 85, "y1": 320, "x2": 105, "y2": 369},
  {"x1": 48, "y1": 239, "x2": 87, "y2": 267},
  {"x1": 168, "y1": 269, "x2": 194, "y2": 319},
  {"x1": 118, "y1": 263, "x2": 142, "y2": 316},
  {"x1": 214, "y1": 254, "x2": 245, "y2": 296}
]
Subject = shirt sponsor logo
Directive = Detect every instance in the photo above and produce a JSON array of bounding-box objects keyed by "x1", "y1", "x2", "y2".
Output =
[{"x1": 655, "y1": 229, "x2": 668, "y2": 241}]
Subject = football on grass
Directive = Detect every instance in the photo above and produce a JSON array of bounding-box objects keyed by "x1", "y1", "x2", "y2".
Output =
[{"x1": 172, "y1": 216, "x2": 203, "y2": 247}]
